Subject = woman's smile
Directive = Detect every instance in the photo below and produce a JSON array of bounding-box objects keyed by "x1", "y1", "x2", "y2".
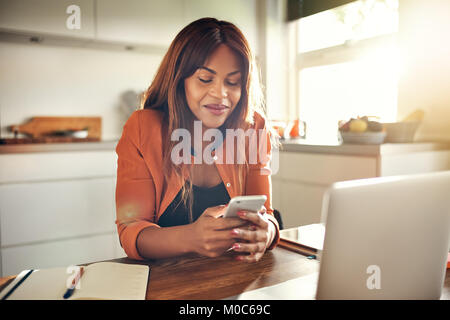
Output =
[{"x1": 203, "y1": 104, "x2": 230, "y2": 116}]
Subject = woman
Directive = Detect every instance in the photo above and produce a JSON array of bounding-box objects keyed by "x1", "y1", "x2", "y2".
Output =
[{"x1": 115, "y1": 18, "x2": 280, "y2": 263}]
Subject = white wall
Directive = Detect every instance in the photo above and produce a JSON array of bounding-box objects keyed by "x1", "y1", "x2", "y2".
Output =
[
  {"x1": 0, "y1": 0, "x2": 261, "y2": 141},
  {"x1": 398, "y1": 0, "x2": 450, "y2": 142},
  {"x1": 0, "y1": 42, "x2": 162, "y2": 140},
  {"x1": 6, "y1": 0, "x2": 449, "y2": 143}
]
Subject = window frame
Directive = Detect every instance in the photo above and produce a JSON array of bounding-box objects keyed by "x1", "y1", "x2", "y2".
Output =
[{"x1": 289, "y1": 7, "x2": 399, "y2": 125}]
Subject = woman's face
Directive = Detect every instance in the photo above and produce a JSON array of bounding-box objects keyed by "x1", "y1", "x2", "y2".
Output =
[{"x1": 184, "y1": 44, "x2": 242, "y2": 129}]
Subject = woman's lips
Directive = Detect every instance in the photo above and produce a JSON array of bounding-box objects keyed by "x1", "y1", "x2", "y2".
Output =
[{"x1": 204, "y1": 104, "x2": 229, "y2": 115}]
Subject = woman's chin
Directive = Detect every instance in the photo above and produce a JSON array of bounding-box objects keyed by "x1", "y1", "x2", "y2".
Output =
[
  {"x1": 201, "y1": 118, "x2": 225, "y2": 130},
  {"x1": 199, "y1": 111, "x2": 229, "y2": 129}
]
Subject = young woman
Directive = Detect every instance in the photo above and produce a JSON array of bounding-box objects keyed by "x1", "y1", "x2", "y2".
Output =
[{"x1": 115, "y1": 18, "x2": 280, "y2": 263}]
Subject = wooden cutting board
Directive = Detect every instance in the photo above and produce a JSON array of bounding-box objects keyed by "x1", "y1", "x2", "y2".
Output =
[
  {"x1": 0, "y1": 137, "x2": 100, "y2": 144},
  {"x1": 9, "y1": 116, "x2": 101, "y2": 140}
]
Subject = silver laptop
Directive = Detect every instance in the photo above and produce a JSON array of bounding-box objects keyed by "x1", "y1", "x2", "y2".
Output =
[{"x1": 316, "y1": 171, "x2": 450, "y2": 299}]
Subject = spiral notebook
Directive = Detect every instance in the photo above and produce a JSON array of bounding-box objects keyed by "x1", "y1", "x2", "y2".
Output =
[{"x1": 0, "y1": 262, "x2": 149, "y2": 300}]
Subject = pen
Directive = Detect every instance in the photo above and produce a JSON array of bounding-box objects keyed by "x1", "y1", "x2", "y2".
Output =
[
  {"x1": 63, "y1": 266, "x2": 84, "y2": 299},
  {"x1": 1, "y1": 269, "x2": 34, "y2": 300}
]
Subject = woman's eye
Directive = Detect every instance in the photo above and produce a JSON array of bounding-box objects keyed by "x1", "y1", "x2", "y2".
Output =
[
  {"x1": 198, "y1": 78, "x2": 212, "y2": 83},
  {"x1": 227, "y1": 80, "x2": 239, "y2": 86},
  {"x1": 198, "y1": 77, "x2": 239, "y2": 86}
]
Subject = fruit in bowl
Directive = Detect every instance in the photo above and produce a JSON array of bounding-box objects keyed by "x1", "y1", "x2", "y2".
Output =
[
  {"x1": 338, "y1": 116, "x2": 386, "y2": 144},
  {"x1": 348, "y1": 119, "x2": 367, "y2": 132},
  {"x1": 339, "y1": 116, "x2": 384, "y2": 133}
]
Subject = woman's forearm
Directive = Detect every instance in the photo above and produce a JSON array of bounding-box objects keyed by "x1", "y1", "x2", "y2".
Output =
[
  {"x1": 135, "y1": 213, "x2": 277, "y2": 260},
  {"x1": 136, "y1": 224, "x2": 195, "y2": 259}
]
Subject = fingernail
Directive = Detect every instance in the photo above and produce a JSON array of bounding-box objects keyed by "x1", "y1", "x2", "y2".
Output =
[
  {"x1": 232, "y1": 243, "x2": 240, "y2": 250},
  {"x1": 235, "y1": 256, "x2": 243, "y2": 261},
  {"x1": 237, "y1": 211, "x2": 246, "y2": 217},
  {"x1": 231, "y1": 229, "x2": 240, "y2": 236}
]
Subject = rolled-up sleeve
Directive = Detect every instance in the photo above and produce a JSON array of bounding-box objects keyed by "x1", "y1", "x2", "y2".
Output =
[
  {"x1": 245, "y1": 120, "x2": 280, "y2": 250},
  {"x1": 115, "y1": 111, "x2": 160, "y2": 260}
]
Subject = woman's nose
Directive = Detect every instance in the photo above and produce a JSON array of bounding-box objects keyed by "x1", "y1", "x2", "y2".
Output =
[{"x1": 209, "y1": 80, "x2": 228, "y2": 98}]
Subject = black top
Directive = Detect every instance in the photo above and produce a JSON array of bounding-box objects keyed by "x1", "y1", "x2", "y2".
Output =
[
  {"x1": 158, "y1": 134, "x2": 228, "y2": 227},
  {"x1": 157, "y1": 181, "x2": 231, "y2": 227}
]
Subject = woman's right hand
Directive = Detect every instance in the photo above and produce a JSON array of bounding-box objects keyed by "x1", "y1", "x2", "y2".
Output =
[{"x1": 188, "y1": 205, "x2": 248, "y2": 258}]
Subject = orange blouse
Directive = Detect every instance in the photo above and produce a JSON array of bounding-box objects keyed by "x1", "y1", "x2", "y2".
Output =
[{"x1": 115, "y1": 109, "x2": 280, "y2": 260}]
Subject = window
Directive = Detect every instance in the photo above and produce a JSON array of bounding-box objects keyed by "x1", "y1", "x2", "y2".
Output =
[{"x1": 294, "y1": 0, "x2": 399, "y2": 141}]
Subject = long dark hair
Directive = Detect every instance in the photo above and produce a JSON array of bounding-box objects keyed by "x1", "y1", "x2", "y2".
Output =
[{"x1": 141, "y1": 17, "x2": 266, "y2": 221}]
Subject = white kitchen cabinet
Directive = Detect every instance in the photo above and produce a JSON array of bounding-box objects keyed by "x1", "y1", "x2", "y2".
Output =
[
  {"x1": 0, "y1": 177, "x2": 116, "y2": 247},
  {"x1": 280, "y1": 181, "x2": 329, "y2": 228},
  {"x1": 271, "y1": 179, "x2": 282, "y2": 216},
  {"x1": 272, "y1": 146, "x2": 450, "y2": 229},
  {"x1": 96, "y1": 0, "x2": 184, "y2": 46},
  {"x1": 1, "y1": 233, "x2": 123, "y2": 277},
  {"x1": 183, "y1": 0, "x2": 259, "y2": 55},
  {"x1": 276, "y1": 152, "x2": 378, "y2": 184},
  {"x1": 380, "y1": 150, "x2": 450, "y2": 176},
  {"x1": 0, "y1": 148, "x2": 125, "y2": 277},
  {"x1": 96, "y1": 0, "x2": 258, "y2": 50},
  {"x1": 0, "y1": 0, "x2": 259, "y2": 53},
  {"x1": 0, "y1": 151, "x2": 117, "y2": 183},
  {"x1": 272, "y1": 151, "x2": 377, "y2": 228},
  {"x1": 0, "y1": 0, "x2": 95, "y2": 38}
]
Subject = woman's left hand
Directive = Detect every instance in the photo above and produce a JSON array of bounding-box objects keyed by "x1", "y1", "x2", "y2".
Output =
[{"x1": 230, "y1": 207, "x2": 276, "y2": 262}]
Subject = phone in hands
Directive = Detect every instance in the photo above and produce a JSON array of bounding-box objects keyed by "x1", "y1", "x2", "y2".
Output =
[{"x1": 222, "y1": 195, "x2": 267, "y2": 218}]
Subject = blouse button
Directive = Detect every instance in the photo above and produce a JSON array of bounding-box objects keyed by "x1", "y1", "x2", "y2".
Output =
[
  {"x1": 226, "y1": 183, "x2": 231, "y2": 187},
  {"x1": 213, "y1": 155, "x2": 218, "y2": 161}
]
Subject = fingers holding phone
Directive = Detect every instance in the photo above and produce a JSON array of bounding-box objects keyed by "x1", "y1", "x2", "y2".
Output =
[
  {"x1": 189, "y1": 205, "x2": 247, "y2": 258},
  {"x1": 189, "y1": 195, "x2": 273, "y2": 260},
  {"x1": 230, "y1": 207, "x2": 276, "y2": 263},
  {"x1": 222, "y1": 195, "x2": 266, "y2": 218}
]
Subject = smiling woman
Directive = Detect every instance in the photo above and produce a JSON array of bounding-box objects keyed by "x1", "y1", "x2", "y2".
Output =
[{"x1": 115, "y1": 18, "x2": 280, "y2": 262}]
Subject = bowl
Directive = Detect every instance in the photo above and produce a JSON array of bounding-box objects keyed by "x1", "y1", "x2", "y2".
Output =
[
  {"x1": 339, "y1": 131, "x2": 386, "y2": 144},
  {"x1": 382, "y1": 121, "x2": 421, "y2": 143},
  {"x1": 50, "y1": 129, "x2": 89, "y2": 138},
  {"x1": 71, "y1": 129, "x2": 89, "y2": 139}
]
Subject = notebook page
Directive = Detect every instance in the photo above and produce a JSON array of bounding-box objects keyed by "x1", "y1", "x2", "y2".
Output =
[
  {"x1": 70, "y1": 262, "x2": 149, "y2": 300},
  {"x1": 0, "y1": 267, "x2": 70, "y2": 300},
  {"x1": 0, "y1": 263, "x2": 149, "y2": 300},
  {"x1": 280, "y1": 223, "x2": 325, "y2": 250}
]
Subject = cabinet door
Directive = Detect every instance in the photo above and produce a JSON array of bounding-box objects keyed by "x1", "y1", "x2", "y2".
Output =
[
  {"x1": 275, "y1": 151, "x2": 377, "y2": 229},
  {"x1": 96, "y1": 0, "x2": 184, "y2": 46},
  {"x1": 1, "y1": 233, "x2": 123, "y2": 277},
  {"x1": 183, "y1": 0, "x2": 258, "y2": 55},
  {"x1": 380, "y1": 151, "x2": 450, "y2": 176},
  {"x1": 271, "y1": 178, "x2": 282, "y2": 216},
  {"x1": 279, "y1": 151, "x2": 378, "y2": 184},
  {"x1": 0, "y1": 177, "x2": 117, "y2": 247},
  {"x1": 0, "y1": 151, "x2": 117, "y2": 184},
  {"x1": 0, "y1": 0, "x2": 95, "y2": 38},
  {"x1": 280, "y1": 181, "x2": 328, "y2": 228}
]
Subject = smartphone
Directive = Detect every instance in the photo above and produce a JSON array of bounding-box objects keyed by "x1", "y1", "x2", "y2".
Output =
[{"x1": 222, "y1": 195, "x2": 267, "y2": 218}]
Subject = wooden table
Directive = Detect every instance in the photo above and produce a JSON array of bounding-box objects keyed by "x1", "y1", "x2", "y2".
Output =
[
  {"x1": 0, "y1": 246, "x2": 449, "y2": 300},
  {"x1": 107, "y1": 247, "x2": 319, "y2": 300},
  {"x1": 0, "y1": 247, "x2": 319, "y2": 300}
]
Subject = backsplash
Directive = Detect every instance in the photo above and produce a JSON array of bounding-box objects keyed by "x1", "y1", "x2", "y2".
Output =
[{"x1": 0, "y1": 41, "x2": 163, "y2": 140}]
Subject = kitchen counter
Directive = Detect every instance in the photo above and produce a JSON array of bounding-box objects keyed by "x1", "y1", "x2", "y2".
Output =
[
  {"x1": 1, "y1": 138, "x2": 449, "y2": 156},
  {"x1": 0, "y1": 139, "x2": 118, "y2": 154},
  {"x1": 280, "y1": 138, "x2": 450, "y2": 156}
]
